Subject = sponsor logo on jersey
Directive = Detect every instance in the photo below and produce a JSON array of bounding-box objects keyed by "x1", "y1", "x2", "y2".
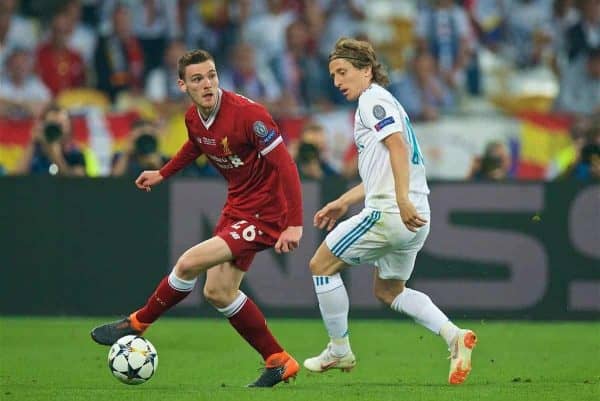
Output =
[
  {"x1": 374, "y1": 116, "x2": 395, "y2": 132},
  {"x1": 253, "y1": 121, "x2": 268, "y2": 137},
  {"x1": 220, "y1": 136, "x2": 232, "y2": 155},
  {"x1": 373, "y1": 104, "x2": 386, "y2": 119}
]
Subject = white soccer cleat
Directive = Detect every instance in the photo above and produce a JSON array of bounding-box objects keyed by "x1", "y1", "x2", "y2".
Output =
[
  {"x1": 448, "y1": 329, "x2": 477, "y2": 385},
  {"x1": 303, "y1": 343, "x2": 357, "y2": 373}
]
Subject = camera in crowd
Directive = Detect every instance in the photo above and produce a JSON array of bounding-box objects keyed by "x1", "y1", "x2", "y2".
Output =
[
  {"x1": 134, "y1": 133, "x2": 158, "y2": 155},
  {"x1": 40, "y1": 104, "x2": 70, "y2": 144},
  {"x1": 130, "y1": 119, "x2": 159, "y2": 156},
  {"x1": 43, "y1": 122, "x2": 63, "y2": 143}
]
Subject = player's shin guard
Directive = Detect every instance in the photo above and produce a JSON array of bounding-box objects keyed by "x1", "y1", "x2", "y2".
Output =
[
  {"x1": 135, "y1": 271, "x2": 197, "y2": 324},
  {"x1": 313, "y1": 273, "x2": 351, "y2": 356},
  {"x1": 224, "y1": 292, "x2": 284, "y2": 360}
]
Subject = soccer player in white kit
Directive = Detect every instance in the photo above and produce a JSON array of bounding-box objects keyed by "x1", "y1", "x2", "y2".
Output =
[{"x1": 303, "y1": 38, "x2": 477, "y2": 385}]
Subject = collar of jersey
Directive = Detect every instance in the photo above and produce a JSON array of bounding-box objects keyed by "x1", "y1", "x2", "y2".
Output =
[{"x1": 196, "y1": 88, "x2": 223, "y2": 129}]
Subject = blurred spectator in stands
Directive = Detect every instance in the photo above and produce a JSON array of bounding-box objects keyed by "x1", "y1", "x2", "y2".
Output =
[
  {"x1": 180, "y1": 0, "x2": 250, "y2": 65},
  {"x1": 293, "y1": 122, "x2": 336, "y2": 180},
  {"x1": 555, "y1": 46, "x2": 600, "y2": 116},
  {"x1": 546, "y1": 0, "x2": 579, "y2": 75},
  {"x1": 319, "y1": 0, "x2": 368, "y2": 58},
  {"x1": 17, "y1": 103, "x2": 86, "y2": 176},
  {"x1": 415, "y1": 0, "x2": 473, "y2": 90},
  {"x1": 94, "y1": 4, "x2": 144, "y2": 102},
  {"x1": 504, "y1": 0, "x2": 553, "y2": 68},
  {"x1": 561, "y1": 117, "x2": 600, "y2": 180},
  {"x1": 111, "y1": 118, "x2": 169, "y2": 177},
  {"x1": 317, "y1": 0, "x2": 366, "y2": 59},
  {"x1": 0, "y1": 0, "x2": 39, "y2": 68},
  {"x1": 0, "y1": 47, "x2": 51, "y2": 119},
  {"x1": 145, "y1": 39, "x2": 189, "y2": 116},
  {"x1": 219, "y1": 42, "x2": 282, "y2": 111},
  {"x1": 464, "y1": 0, "x2": 506, "y2": 53},
  {"x1": 272, "y1": 19, "x2": 330, "y2": 114},
  {"x1": 469, "y1": 140, "x2": 511, "y2": 180},
  {"x1": 100, "y1": 0, "x2": 178, "y2": 78},
  {"x1": 63, "y1": 0, "x2": 97, "y2": 64},
  {"x1": 390, "y1": 49, "x2": 455, "y2": 122},
  {"x1": 565, "y1": 0, "x2": 600, "y2": 63},
  {"x1": 35, "y1": 7, "x2": 86, "y2": 96},
  {"x1": 242, "y1": 0, "x2": 296, "y2": 67}
]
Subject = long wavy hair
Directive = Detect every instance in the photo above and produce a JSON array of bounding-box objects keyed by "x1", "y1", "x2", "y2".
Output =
[{"x1": 328, "y1": 37, "x2": 389, "y2": 86}]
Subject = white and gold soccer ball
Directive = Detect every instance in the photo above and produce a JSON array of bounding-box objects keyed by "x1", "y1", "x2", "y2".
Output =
[{"x1": 108, "y1": 335, "x2": 158, "y2": 385}]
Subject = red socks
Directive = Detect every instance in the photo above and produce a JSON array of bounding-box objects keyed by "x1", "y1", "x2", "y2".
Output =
[
  {"x1": 228, "y1": 297, "x2": 284, "y2": 360},
  {"x1": 135, "y1": 276, "x2": 192, "y2": 324}
]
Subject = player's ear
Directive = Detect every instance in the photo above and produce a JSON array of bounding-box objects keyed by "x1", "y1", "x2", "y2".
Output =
[{"x1": 177, "y1": 79, "x2": 186, "y2": 93}]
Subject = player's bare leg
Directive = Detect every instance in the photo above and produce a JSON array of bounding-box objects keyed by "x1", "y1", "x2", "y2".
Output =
[
  {"x1": 204, "y1": 262, "x2": 299, "y2": 387},
  {"x1": 304, "y1": 242, "x2": 357, "y2": 373},
  {"x1": 90, "y1": 237, "x2": 232, "y2": 345},
  {"x1": 375, "y1": 274, "x2": 477, "y2": 384}
]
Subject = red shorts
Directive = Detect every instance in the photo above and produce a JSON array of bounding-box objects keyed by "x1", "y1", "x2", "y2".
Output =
[{"x1": 214, "y1": 214, "x2": 282, "y2": 271}]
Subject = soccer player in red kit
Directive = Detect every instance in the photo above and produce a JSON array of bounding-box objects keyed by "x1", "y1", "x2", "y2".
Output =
[{"x1": 91, "y1": 49, "x2": 303, "y2": 387}]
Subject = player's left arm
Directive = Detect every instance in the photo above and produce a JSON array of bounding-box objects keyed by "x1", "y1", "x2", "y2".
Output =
[
  {"x1": 246, "y1": 108, "x2": 303, "y2": 253},
  {"x1": 383, "y1": 133, "x2": 427, "y2": 232},
  {"x1": 263, "y1": 144, "x2": 303, "y2": 253},
  {"x1": 362, "y1": 92, "x2": 427, "y2": 232}
]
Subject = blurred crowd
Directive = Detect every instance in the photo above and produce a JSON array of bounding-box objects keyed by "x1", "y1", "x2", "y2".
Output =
[{"x1": 0, "y1": 0, "x2": 598, "y2": 181}]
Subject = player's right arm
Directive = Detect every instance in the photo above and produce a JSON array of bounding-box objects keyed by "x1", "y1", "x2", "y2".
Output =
[
  {"x1": 314, "y1": 183, "x2": 365, "y2": 231},
  {"x1": 135, "y1": 139, "x2": 202, "y2": 191}
]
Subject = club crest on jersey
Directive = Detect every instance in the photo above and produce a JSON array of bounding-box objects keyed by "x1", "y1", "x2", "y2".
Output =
[
  {"x1": 220, "y1": 136, "x2": 232, "y2": 155},
  {"x1": 253, "y1": 121, "x2": 268, "y2": 138},
  {"x1": 373, "y1": 104, "x2": 386, "y2": 119}
]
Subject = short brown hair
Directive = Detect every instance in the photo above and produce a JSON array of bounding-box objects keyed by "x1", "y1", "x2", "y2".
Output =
[
  {"x1": 177, "y1": 49, "x2": 215, "y2": 80},
  {"x1": 329, "y1": 37, "x2": 389, "y2": 86}
]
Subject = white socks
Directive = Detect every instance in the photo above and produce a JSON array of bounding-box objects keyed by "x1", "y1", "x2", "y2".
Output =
[
  {"x1": 168, "y1": 271, "x2": 197, "y2": 292},
  {"x1": 312, "y1": 275, "x2": 458, "y2": 353},
  {"x1": 313, "y1": 274, "x2": 351, "y2": 356},
  {"x1": 215, "y1": 291, "x2": 248, "y2": 318},
  {"x1": 391, "y1": 287, "x2": 458, "y2": 346},
  {"x1": 439, "y1": 321, "x2": 461, "y2": 346}
]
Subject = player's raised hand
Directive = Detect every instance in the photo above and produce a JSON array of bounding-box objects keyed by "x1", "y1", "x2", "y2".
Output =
[
  {"x1": 314, "y1": 199, "x2": 348, "y2": 231},
  {"x1": 135, "y1": 170, "x2": 164, "y2": 192},
  {"x1": 275, "y1": 226, "x2": 303, "y2": 254},
  {"x1": 398, "y1": 199, "x2": 427, "y2": 232}
]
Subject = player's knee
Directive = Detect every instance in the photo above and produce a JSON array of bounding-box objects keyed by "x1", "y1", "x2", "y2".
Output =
[
  {"x1": 174, "y1": 255, "x2": 198, "y2": 279},
  {"x1": 203, "y1": 285, "x2": 235, "y2": 308},
  {"x1": 309, "y1": 255, "x2": 331, "y2": 275}
]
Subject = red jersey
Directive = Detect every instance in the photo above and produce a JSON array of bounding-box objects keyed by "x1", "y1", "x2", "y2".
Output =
[
  {"x1": 160, "y1": 90, "x2": 302, "y2": 229},
  {"x1": 36, "y1": 43, "x2": 86, "y2": 95}
]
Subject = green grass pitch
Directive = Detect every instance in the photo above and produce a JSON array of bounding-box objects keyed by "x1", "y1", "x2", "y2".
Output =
[{"x1": 1, "y1": 317, "x2": 598, "y2": 401}]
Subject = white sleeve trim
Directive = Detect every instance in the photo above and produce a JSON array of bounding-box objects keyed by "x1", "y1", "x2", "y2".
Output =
[{"x1": 260, "y1": 136, "x2": 283, "y2": 156}]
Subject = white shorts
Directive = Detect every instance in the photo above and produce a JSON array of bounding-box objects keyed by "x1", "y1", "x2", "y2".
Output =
[{"x1": 325, "y1": 207, "x2": 430, "y2": 281}]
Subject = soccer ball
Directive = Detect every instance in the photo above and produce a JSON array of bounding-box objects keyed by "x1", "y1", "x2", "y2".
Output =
[{"x1": 108, "y1": 335, "x2": 158, "y2": 385}]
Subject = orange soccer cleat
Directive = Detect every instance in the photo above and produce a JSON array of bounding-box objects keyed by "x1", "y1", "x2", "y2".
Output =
[
  {"x1": 448, "y1": 329, "x2": 478, "y2": 385},
  {"x1": 248, "y1": 351, "x2": 300, "y2": 387}
]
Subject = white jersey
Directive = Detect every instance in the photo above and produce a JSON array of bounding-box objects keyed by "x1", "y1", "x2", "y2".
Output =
[{"x1": 354, "y1": 83, "x2": 430, "y2": 213}]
